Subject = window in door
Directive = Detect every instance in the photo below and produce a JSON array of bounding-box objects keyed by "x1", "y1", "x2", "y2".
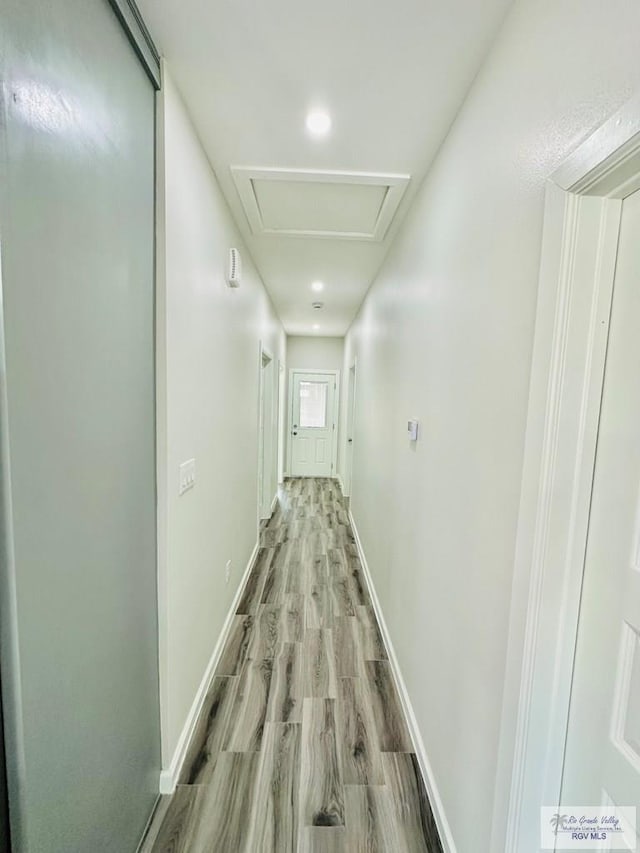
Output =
[{"x1": 299, "y1": 381, "x2": 328, "y2": 428}]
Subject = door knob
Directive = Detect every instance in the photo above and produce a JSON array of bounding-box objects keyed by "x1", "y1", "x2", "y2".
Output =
[
  {"x1": 292, "y1": 431, "x2": 298, "y2": 436},
  {"x1": 348, "y1": 438, "x2": 353, "y2": 443}
]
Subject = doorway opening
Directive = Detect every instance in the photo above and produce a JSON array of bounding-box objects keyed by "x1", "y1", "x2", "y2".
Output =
[{"x1": 287, "y1": 369, "x2": 339, "y2": 478}]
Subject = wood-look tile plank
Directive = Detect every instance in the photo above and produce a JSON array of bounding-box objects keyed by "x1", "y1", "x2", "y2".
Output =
[
  {"x1": 333, "y1": 617, "x2": 362, "y2": 678},
  {"x1": 222, "y1": 658, "x2": 273, "y2": 752},
  {"x1": 237, "y1": 548, "x2": 272, "y2": 615},
  {"x1": 266, "y1": 642, "x2": 303, "y2": 723},
  {"x1": 382, "y1": 753, "x2": 443, "y2": 853},
  {"x1": 298, "y1": 827, "x2": 348, "y2": 852},
  {"x1": 179, "y1": 675, "x2": 238, "y2": 784},
  {"x1": 150, "y1": 753, "x2": 260, "y2": 852},
  {"x1": 356, "y1": 605, "x2": 376, "y2": 628},
  {"x1": 285, "y1": 559, "x2": 304, "y2": 593},
  {"x1": 147, "y1": 786, "x2": 205, "y2": 853},
  {"x1": 347, "y1": 565, "x2": 372, "y2": 607},
  {"x1": 261, "y1": 544, "x2": 288, "y2": 604},
  {"x1": 283, "y1": 592, "x2": 304, "y2": 642},
  {"x1": 359, "y1": 619, "x2": 388, "y2": 661},
  {"x1": 303, "y1": 629, "x2": 338, "y2": 698},
  {"x1": 139, "y1": 796, "x2": 172, "y2": 853},
  {"x1": 248, "y1": 605, "x2": 283, "y2": 660},
  {"x1": 246, "y1": 723, "x2": 300, "y2": 852},
  {"x1": 306, "y1": 584, "x2": 333, "y2": 629},
  {"x1": 327, "y1": 548, "x2": 347, "y2": 577},
  {"x1": 337, "y1": 677, "x2": 385, "y2": 785},
  {"x1": 217, "y1": 615, "x2": 254, "y2": 676},
  {"x1": 331, "y1": 577, "x2": 356, "y2": 617},
  {"x1": 344, "y1": 785, "x2": 395, "y2": 853},
  {"x1": 364, "y1": 660, "x2": 413, "y2": 752},
  {"x1": 307, "y1": 551, "x2": 329, "y2": 588},
  {"x1": 300, "y1": 699, "x2": 345, "y2": 828}
]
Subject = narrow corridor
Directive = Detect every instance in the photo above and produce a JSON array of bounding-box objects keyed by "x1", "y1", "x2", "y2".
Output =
[{"x1": 143, "y1": 478, "x2": 443, "y2": 852}]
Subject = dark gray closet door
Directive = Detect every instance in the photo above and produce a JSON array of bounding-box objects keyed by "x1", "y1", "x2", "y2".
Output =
[{"x1": 0, "y1": 1, "x2": 160, "y2": 850}]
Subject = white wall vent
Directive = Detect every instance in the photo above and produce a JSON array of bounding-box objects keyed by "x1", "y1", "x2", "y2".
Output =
[{"x1": 227, "y1": 248, "x2": 242, "y2": 287}]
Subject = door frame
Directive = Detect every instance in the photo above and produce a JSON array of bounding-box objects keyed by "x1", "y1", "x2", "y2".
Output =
[
  {"x1": 343, "y1": 360, "x2": 357, "y2": 499},
  {"x1": 257, "y1": 343, "x2": 276, "y2": 524},
  {"x1": 496, "y1": 92, "x2": 640, "y2": 852},
  {"x1": 286, "y1": 368, "x2": 340, "y2": 478}
]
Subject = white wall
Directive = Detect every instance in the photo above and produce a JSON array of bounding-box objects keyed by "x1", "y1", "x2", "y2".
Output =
[
  {"x1": 339, "y1": 1, "x2": 640, "y2": 851},
  {"x1": 286, "y1": 335, "x2": 344, "y2": 372},
  {"x1": 156, "y1": 68, "x2": 285, "y2": 768},
  {"x1": 285, "y1": 336, "x2": 344, "y2": 475}
]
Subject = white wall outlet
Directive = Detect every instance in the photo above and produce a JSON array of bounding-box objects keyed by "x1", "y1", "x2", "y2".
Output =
[
  {"x1": 225, "y1": 559, "x2": 232, "y2": 584},
  {"x1": 407, "y1": 419, "x2": 419, "y2": 441},
  {"x1": 179, "y1": 458, "x2": 196, "y2": 495}
]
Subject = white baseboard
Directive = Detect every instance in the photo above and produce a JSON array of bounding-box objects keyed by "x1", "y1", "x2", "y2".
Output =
[
  {"x1": 336, "y1": 474, "x2": 345, "y2": 494},
  {"x1": 158, "y1": 539, "x2": 260, "y2": 794},
  {"x1": 348, "y1": 510, "x2": 457, "y2": 853},
  {"x1": 270, "y1": 493, "x2": 278, "y2": 515}
]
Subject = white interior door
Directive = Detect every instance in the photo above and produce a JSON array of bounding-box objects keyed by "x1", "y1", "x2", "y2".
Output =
[
  {"x1": 560, "y1": 188, "x2": 640, "y2": 844},
  {"x1": 290, "y1": 372, "x2": 336, "y2": 477}
]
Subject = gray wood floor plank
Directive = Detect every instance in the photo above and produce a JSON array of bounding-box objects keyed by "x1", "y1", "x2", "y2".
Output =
[
  {"x1": 359, "y1": 619, "x2": 388, "y2": 661},
  {"x1": 146, "y1": 786, "x2": 206, "y2": 853},
  {"x1": 346, "y1": 565, "x2": 372, "y2": 608},
  {"x1": 246, "y1": 722, "x2": 301, "y2": 852},
  {"x1": 150, "y1": 752, "x2": 260, "y2": 852},
  {"x1": 331, "y1": 577, "x2": 356, "y2": 617},
  {"x1": 217, "y1": 615, "x2": 254, "y2": 676},
  {"x1": 337, "y1": 677, "x2": 385, "y2": 785},
  {"x1": 300, "y1": 699, "x2": 345, "y2": 828},
  {"x1": 261, "y1": 544, "x2": 288, "y2": 604},
  {"x1": 236, "y1": 547, "x2": 273, "y2": 615},
  {"x1": 266, "y1": 642, "x2": 303, "y2": 723},
  {"x1": 333, "y1": 617, "x2": 362, "y2": 678},
  {"x1": 283, "y1": 592, "x2": 304, "y2": 642},
  {"x1": 303, "y1": 629, "x2": 338, "y2": 698},
  {"x1": 138, "y1": 796, "x2": 172, "y2": 853},
  {"x1": 222, "y1": 658, "x2": 273, "y2": 751},
  {"x1": 344, "y1": 785, "x2": 395, "y2": 853},
  {"x1": 364, "y1": 660, "x2": 413, "y2": 752},
  {"x1": 382, "y1": 753, "x2": 443, "y2": 853},
  {"x1": 306, "y1": 584, "x2": 333, "y2": 629},
  {"x1": 248, "y1": 605, "x2": 283, "y2": 660},
  {"x1": 179, "y1": 675, "x2": 238, "y2": 784},
  {"x1": 298, "y1": 827, "x2": 348, "y2": 852}
]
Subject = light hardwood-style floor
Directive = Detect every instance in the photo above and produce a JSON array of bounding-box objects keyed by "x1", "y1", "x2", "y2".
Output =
[{"x1": 142, "y1": 478, "x2": 444, "y2": 853}]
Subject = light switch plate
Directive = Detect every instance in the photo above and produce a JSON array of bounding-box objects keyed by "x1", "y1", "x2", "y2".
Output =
[
  {"x1": 407, "y1": 419, "x2": 419, "y2": 442},
  {"x1": 179, "y1": 458, "x2": 196, "y2": 495}
]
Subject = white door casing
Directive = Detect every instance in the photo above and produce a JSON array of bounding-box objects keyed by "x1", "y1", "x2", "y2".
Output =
[
  {"x1": 343, "y1": 362, "x2": 357, "y2": 497},
  {"x1": 496, "y1": 92, "x2": 640, "y2": 853},
  {"x1": 258, "y1": 346, "x2": 276, "y2": 521},
  {"x1": 560, "y1": 188, "x2": 640, "y2": 826},
  {"x1": 288, "y1": 370, "x2": 339, "y2": 477}
]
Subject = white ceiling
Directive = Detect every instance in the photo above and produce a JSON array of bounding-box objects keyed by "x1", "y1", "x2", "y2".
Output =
[{"x1": 139, "y1": 0, "x2": 512, "y2": 336}]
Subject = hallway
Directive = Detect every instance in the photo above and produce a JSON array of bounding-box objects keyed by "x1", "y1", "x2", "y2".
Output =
[{"x1": 143, "y1": 478, "x2": 443, "y2": 852}]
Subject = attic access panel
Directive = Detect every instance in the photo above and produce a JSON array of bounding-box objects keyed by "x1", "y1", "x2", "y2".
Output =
[{"x1": 231, "y1": 167, "x2": 410, "y2": 241}]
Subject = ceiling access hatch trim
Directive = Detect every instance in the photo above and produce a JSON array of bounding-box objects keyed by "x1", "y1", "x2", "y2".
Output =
[{"x1": 231, "y1": 167, "x2": 410, "y2": 242}]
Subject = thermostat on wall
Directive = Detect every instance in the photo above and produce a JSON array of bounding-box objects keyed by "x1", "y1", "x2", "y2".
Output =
[{"x1": 407, "y1": 419, "x2": 419, "y2": 441}]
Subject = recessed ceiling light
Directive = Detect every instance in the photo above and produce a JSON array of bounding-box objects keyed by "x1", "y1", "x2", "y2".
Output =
[
  {"x1": 306, "y1": 110, "x2": 331, "y2": 136},
  {"x1": 313, "y1": 324, "x2": 320, "y2": 331},
  {"x1": 311, "y1": 281, "x2": 324, "y2": 292}
]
